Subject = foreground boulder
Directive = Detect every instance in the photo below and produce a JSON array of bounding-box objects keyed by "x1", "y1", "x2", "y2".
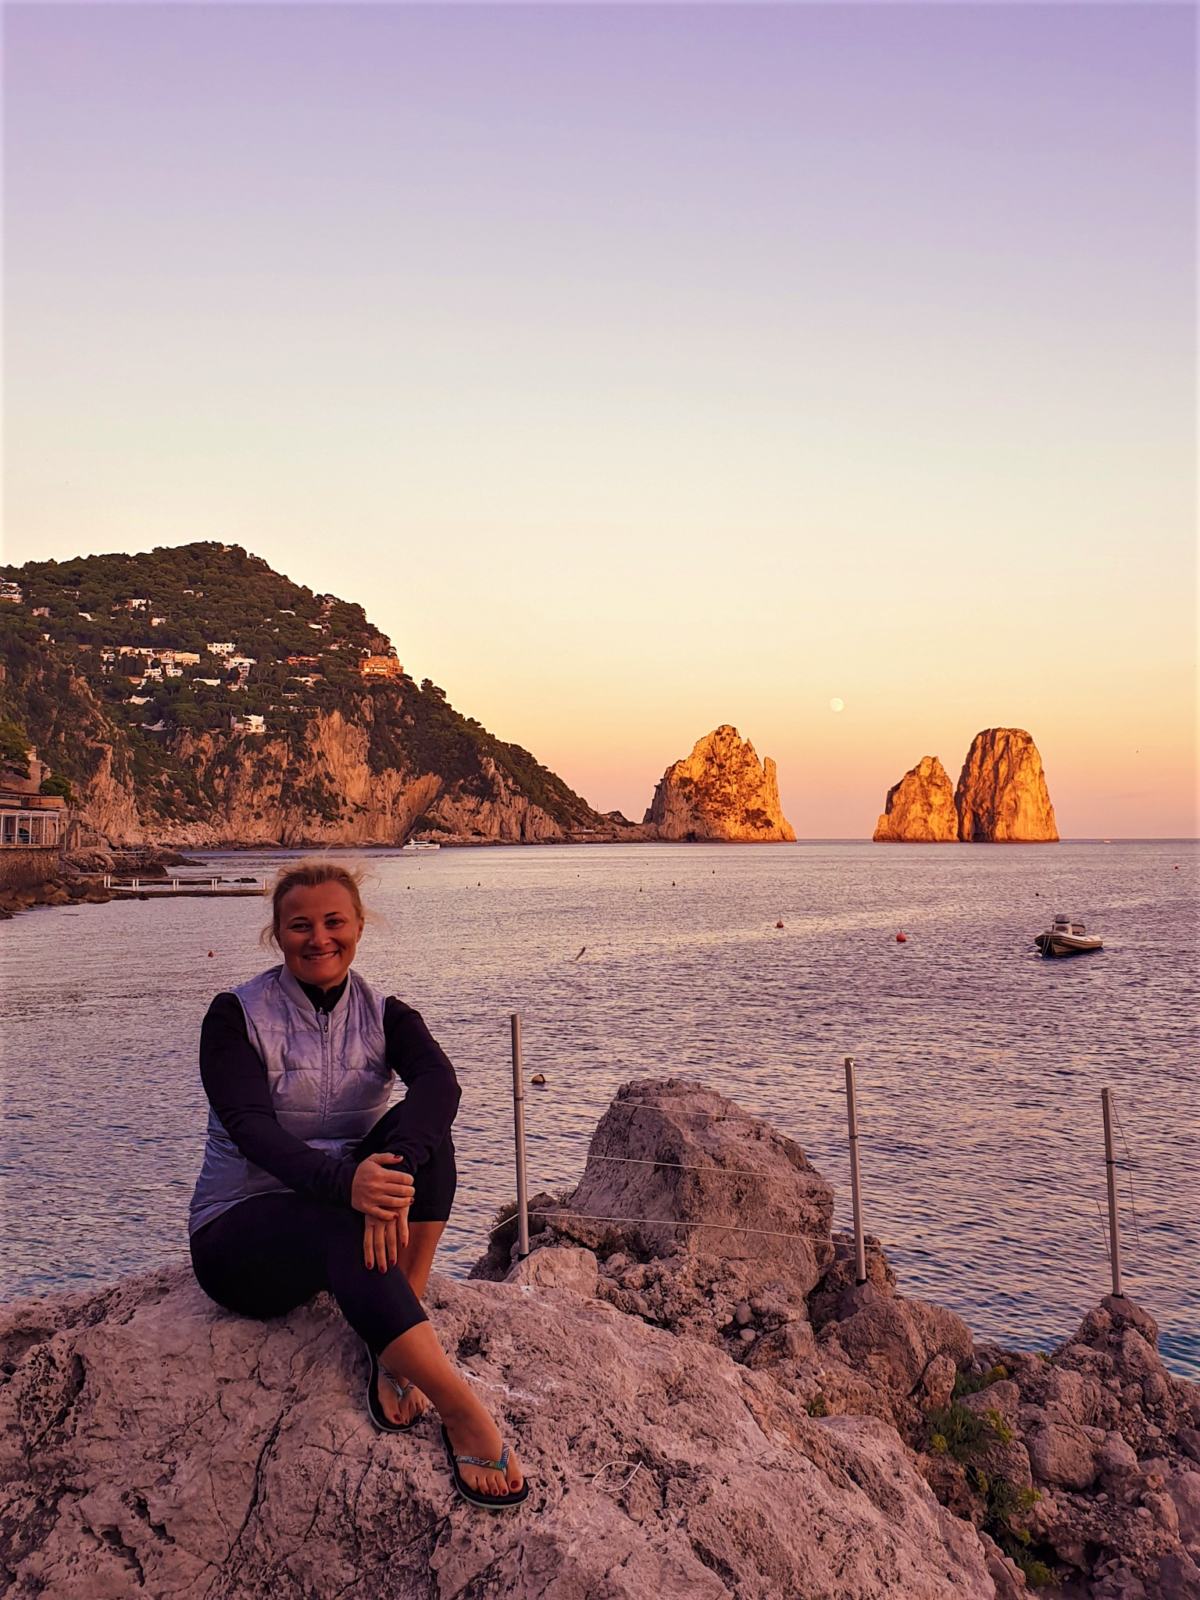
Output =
[{"x1": 643, "y1": 726, "x2": 796, "y2": 841}]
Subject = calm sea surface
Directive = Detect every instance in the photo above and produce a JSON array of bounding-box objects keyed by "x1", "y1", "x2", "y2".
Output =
[{"x1": 1, "y1": 841, "x2": 1196, "y2": 1377}]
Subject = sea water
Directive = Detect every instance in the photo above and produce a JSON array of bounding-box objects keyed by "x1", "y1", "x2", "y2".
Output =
[{"x1": 1, "y1": 840, "x2": 1196, "y2": 1376}]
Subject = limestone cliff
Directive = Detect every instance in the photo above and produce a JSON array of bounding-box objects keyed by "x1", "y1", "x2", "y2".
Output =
[
  {"x1": 0, "y1": 544, "x2": 624, "y2": 849},
  {"x1": 873, "y1": 755, "x2": 959, "y2": 842},
  {"x1": 955, "y1": 727, "x2": 1059, "y2": 843},
  {"x1": 644, "y1": 725, "x2": 795, "y2": 842}
]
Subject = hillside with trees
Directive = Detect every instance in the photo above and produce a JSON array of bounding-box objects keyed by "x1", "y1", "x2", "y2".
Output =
[{"x1": 0, "y1": 543, "x2": 613, "y2": 846}]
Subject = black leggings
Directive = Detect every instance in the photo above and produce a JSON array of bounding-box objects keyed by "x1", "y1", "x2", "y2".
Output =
[{"x1": 190, "y1": 1110, "x2": 456, "y2": 1354}]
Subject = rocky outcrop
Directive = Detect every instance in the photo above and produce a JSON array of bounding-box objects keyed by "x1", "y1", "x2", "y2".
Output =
[
  {"x1": 5, "y1": 1080, "x2": 1196, "y2": 1597},
  {"x1": 477, "y1": 1081, "x2": 1200, "y2": 1597},
  {"x1": 873, "y1": 755, "x2": 959, "y2": 842},
  {"x1": 955, "y1": 728, "x2": 1058, "y2": 842},
  {"x1": 643, "y1": 726, "x2": 795, "y2": 842},
  {"x1": 873, "y1": 730, "x2": 1059, "y2": 844},
  {"x1": 1, "y1": 1280, "x2": 996, "y2": 1597}
]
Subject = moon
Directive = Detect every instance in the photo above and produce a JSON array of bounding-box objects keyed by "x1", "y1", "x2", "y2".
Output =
[{"x1": 830, "y1": 697, "x2": 845, "y2": 713}]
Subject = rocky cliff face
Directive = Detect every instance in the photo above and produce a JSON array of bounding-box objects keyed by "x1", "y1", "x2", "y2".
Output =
[
  {"x1": 5, "y1": 1080, "x2": 1197, "y2": 1598},
  {"x1": 0, "y1": 543, "x2": 627, "y2": 850},
  {"x1": 55, "y1": 697, "x2": 607, "y2": 850},
  {"x1": 956, "y1": 728, "x2": 1059, "y2": 842},
  {"x1": 873, "y1": 755, "x2": 959, "y2": 842},
  {"x1": 644, "y1": 726, "x2": 795, "y2": 842}
]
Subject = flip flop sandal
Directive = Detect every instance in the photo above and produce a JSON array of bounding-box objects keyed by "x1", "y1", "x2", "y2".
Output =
[
  {"x1": 365, "y1": 1343, "x2": 422, "y2": 1433},
  {"x1": 441, "y1": 1423, "x2": 530, "y2": 1511}
]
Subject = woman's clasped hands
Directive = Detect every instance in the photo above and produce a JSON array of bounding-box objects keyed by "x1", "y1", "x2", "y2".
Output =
[{"x1": 352, "y1": 1152, "x2": 415, "y2": 1272}]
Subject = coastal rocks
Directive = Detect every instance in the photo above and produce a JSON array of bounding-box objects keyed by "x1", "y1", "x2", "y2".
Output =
[
  {"x1": 873, "y1": 755, "x2": 959, "y2": 842},
  {"x1": 957, "y1": 1295, "x2": 1200, "y2": 1594},
  {"x1": 955, "y1": 728, "x2": 1058, "y2": 843},
  {"x1": 643, "y1": 726, "x2": 796, "y2": 842},
  {"x1": 505, "y1": 1245, "x2": 600, "y2": 1297},
  {"x1": 475, "y1": 1080, "x2": 1200, "y2": 1597},
  {"x1": 817, "y1": 1290, "x2": 974, "y2": 1409},
  {"x1": 422, "y1": 754, "x2": 581, "y2": 844},
  {"x1": 0, "y1": 1266, "x2": 1001, "y2": 1600},
  {"x1": 873, "y1": 728, "x2": 1059, "y2": 843},
  {"x1": 4, "y1": 1079, "x2": 1197, "y2": 1597}
]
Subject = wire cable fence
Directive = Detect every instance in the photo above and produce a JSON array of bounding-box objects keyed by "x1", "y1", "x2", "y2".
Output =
[{"x1": 491, "y1": 1020, "x2": 1141, "y2": 1305}]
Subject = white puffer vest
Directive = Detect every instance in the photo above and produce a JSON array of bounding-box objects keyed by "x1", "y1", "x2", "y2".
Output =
[{"x1": 188, "y1": 964, "x2": 391, "y2": 1234}]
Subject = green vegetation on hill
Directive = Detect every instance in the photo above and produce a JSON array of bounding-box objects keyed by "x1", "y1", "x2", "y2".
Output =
[{"x1": 0, "y1": 541, "x2": 601, "y2": 835}]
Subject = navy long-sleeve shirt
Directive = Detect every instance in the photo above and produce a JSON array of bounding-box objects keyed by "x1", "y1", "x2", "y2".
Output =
[{"x1": 199, "y1": 977, "x2": 461, "y2": 1209}]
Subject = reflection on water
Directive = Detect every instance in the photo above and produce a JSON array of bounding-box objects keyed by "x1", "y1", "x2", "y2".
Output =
[{"x1": 1, "y1": 840, "x2": 1196, "y2": 1376}]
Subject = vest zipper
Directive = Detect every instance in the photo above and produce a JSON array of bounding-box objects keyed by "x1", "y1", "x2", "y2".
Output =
[{"x1": 320, "y1": 1009, "x2": 331, "y2": 1123}]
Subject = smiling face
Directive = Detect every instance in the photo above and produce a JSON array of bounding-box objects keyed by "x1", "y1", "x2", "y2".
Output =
[{"x1": 276, "y1": 881, "x2": 364, "y2": 990}]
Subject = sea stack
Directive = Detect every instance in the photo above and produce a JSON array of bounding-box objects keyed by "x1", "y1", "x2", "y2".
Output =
[
  {"x1": 872, "y1": 756, "x2": 958, "y2": 842},
  {"x1": 955, "y1": 727, "x2": 1058, "y2": 842},
  {"x1": 644, "y1": 725, "x2": 796, "y2": 841}
]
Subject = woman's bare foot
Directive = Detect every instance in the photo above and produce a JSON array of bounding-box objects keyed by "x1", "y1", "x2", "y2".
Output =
[
  {"x1": 378, "y1": 1368, "x2": 431, "y2": 1427},
  {"x1": 441, "y1": 1393, "x2": 525, "y2": 1499}
]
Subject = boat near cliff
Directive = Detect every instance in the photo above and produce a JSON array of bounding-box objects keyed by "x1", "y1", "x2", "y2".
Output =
[{"x1": 1034, "y1": 914, "x2": 1103, "y2": 957}]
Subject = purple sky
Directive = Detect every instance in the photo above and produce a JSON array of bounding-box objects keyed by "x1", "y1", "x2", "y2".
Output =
[{"x1": 4, "y1": 3, "x2": 1196, "y2": 834}]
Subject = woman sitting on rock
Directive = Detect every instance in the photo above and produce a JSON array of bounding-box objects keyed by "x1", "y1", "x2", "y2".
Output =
[{"x1": 188, "y1": 859, "x2": 526, "y2": 1511}]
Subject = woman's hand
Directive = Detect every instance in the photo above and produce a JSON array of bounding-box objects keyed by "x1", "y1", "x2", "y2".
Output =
[
  {"x1": 352, "y1": 1152, "x2": 415, "y2": 1222},
  {"x1": 363, "y1": 1213, "x2": 406, "y2": 1272}
]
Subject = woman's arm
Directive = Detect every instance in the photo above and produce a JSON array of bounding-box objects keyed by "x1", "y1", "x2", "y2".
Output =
[
  {"x1": 200, "y1": 993, "x2": 357, "y2": 1207},
  {"x1": 380, "y1": 999, "x2": 463, "y2": 1171}
]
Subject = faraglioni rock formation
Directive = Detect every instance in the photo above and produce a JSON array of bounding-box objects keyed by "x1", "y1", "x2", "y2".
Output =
[
  {"x1": 955, "y1": 727, "x2": 1059, "y2": 842},
  {"x1": 874, "y1": 729, "x2": 1059, "y2": 843},
  {"x1": 644, "y1": 725, "x2": 796, "y2": 841},
  {"x1": 5, "y1": 1080, "x2": 1199, "y2": 1598},
  {"x1": 873, "y1": 755, "x2": 959, "y2": 842}
]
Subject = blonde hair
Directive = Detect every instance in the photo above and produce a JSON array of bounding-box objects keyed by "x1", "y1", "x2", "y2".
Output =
[{"x1": 262, "y1": 859, "x2": 369, "y2": 948}]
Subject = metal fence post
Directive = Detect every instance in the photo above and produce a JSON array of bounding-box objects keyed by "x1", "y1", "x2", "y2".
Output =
[
  {"x1": 844, "y1": 1056, "x2": 868, "y2": 1286},
  {"x1": 1102, "y1": 1087, "x2": 1123, "y2": 1297},
  {"x1": 510, "y1": 1013, "x2": 531, "y2": 1260}
]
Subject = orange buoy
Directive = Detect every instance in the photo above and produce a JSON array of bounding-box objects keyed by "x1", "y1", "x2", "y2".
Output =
[
  {"x1": 775, "y1": 920, "x2": 784, "y2": 929},
  {"x1": 895, "y1": 932, "x2": 907, "y2": 943},
  {"x1": 207, "y1": 950, "x2": 214, "y2": 957}
]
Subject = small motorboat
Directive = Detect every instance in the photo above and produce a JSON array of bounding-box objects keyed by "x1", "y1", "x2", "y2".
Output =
[{"x1": 1034, "y1": 914, "x2": 1103, "y2": 957}]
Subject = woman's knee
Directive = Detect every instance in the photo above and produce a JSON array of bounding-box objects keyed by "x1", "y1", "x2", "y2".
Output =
[{"x1": 409, "y1": 1137, "x2": 457, "y2": 1224}]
